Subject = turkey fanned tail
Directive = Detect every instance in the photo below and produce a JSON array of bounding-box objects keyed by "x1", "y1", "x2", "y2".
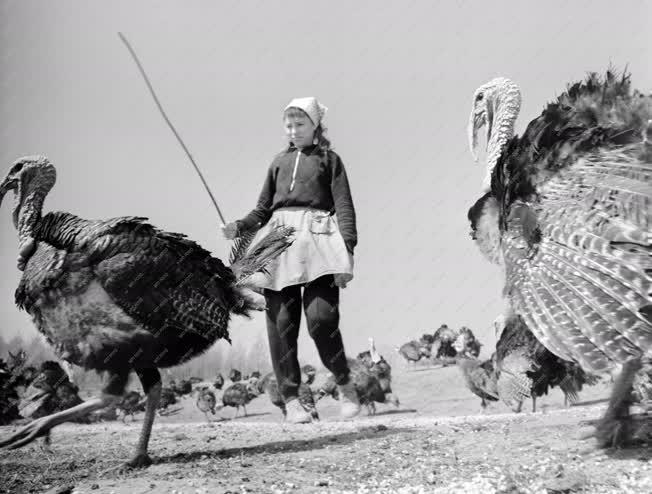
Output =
[{"x1": 504, "y1": 149, "x2": 652, "y2": 373}]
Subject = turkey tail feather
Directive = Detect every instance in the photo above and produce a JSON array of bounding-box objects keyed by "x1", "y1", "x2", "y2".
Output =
[
  {"x1": 497, "y1": 353, "x2": 533, "y2": 410},
  {"x1": 228, "y1": 230, "x2": 257, "y2": 267},
  {"x1": 230, "y1": 225, "x2": 295, "y2": 285},
  {"x1": 505, "y1": 151, "x2": 652, "y2": 373},
  {"x1": 559, "y1": 378, "x2": 580, "y2": 405}
]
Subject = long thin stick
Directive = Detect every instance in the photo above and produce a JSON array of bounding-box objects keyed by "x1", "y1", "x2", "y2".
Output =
[{"x1": 118, "y1": 32, "x2": 227, "y2": 225}]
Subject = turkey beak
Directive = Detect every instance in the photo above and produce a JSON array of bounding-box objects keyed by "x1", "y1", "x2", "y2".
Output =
[
  {"x1": 468, "y1": 108, "x2": 484, "y2": 163},
  {"x1": 0, "y1": 174, "x2": 17, "y2": 211}
]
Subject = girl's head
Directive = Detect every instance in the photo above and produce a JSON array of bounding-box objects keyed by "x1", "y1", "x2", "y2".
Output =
[{"x1": 283, "y1": 97, "x2": 331, "y2": 153}]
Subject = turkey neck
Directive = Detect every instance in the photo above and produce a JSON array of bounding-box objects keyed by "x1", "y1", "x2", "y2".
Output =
[
  {"x1": 485, "y1": 86, "x2": 521, "y2": 180},
  {"x1": 16, "y1": 174, "x2": 55, "y2": 245},
  {"x1": 17, "y1": 190, "x2": 46, "y2": 243}
]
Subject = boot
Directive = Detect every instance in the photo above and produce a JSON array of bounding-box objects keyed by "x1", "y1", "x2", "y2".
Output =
[
  {"x1": 285, "y1": 398, "x2": 311, "y2": 424},
  {"x1": 337, "y1": 380, "x2": 361, "y2": 419}
]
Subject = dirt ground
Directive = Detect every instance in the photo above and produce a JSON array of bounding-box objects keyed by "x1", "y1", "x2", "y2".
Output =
[{"x1": 1, "y1": 366, "x2": 651, "y2": 494}]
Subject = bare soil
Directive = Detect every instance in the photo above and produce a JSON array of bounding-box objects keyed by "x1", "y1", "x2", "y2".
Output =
[{"x1": 1, "y1": 366, "x2": 651, "y2": 494}]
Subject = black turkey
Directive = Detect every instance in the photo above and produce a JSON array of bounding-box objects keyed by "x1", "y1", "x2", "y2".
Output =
[{"x1": 0, "y1": 156, "x2": 294, "y2": 468}]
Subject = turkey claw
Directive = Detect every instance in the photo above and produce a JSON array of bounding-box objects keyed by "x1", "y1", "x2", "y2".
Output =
[
  {"x1": 0, "y1": 417, "x2": 53, "y2": 449},
  {"x1": 580, "y1": 415, "x2": 652, "y2": 448}
]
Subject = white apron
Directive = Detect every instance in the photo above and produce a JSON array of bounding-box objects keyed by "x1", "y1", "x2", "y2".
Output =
[{"x1": 246, "y1": 207, "x2": 354, "y2": 291}]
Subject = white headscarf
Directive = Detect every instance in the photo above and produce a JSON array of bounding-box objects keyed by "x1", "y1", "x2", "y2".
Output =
[{"x1": 284, "y1": 97, "x2": 328, "y2": 128}]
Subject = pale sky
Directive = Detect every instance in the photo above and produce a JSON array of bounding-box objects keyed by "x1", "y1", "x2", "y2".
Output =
[{"x1": 1, "y1": 0, "x2": 650, "y2": 364}]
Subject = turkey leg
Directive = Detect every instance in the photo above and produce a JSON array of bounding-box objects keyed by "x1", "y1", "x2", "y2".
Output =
[
  {"x1": 593, "y1": 358, "x2": 641, "y2": 448},
  {"x1": 127, "y1": 368, "x2": 162, "y2": 468}
]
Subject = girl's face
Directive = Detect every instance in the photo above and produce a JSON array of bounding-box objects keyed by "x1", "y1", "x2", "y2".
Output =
[{"x1": 284, "y1": 112, "x2": 316, "y2": 149}]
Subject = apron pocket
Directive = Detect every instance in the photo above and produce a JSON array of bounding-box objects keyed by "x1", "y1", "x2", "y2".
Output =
[{"x1": 309, "y1": 212, "x2": 336, "y2": 234}]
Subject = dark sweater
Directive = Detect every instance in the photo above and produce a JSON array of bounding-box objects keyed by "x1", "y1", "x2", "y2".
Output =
[{"x1": 237, "y1": 145, "x2": 357, "y2": 254}]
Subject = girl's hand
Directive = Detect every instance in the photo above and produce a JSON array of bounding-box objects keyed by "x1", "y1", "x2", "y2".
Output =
[
  {"x1": 221, "y1": 222, "x2": 239, "y2": 240},
  {"x1": 333, "y1": 273, "x2": 351, "y2": 289}
]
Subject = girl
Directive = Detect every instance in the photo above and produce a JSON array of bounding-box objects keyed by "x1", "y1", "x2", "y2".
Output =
[{"x1": 222, "y1": 97, "x2": 360, "y2": 423}]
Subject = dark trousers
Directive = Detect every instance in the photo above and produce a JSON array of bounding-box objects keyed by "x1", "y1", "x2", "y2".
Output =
[{"x1": 265, "y1": 274, "x2": 350, "y2": 400}]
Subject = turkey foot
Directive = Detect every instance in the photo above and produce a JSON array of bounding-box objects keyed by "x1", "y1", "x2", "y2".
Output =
[
  {"x1": 581, "y1": 412, "x2": 652, "y2": 448},
  {"x1": 0, "y1": 416, "x2": 54, "y2": 449},
  {"x1": 0, "y1": 396, "x2": 118, "y2": 450},
  {"x1": 590, "y1": 412, "x2": 632, "y2": 448},
  {"x1": 100, "y1": 454, "x2": 153, "y2": 477},
  {"x1": 126, "y1": 452, "x2": 153, "y2": 468}
]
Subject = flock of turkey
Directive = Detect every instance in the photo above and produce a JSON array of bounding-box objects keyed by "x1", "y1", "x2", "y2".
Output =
[
  {"x1": 0, "y1": 339, "x2": 401, "y2": 428},
  {"x1": 395, "y1": 324, "x2": 482, "y2": 369},
  {"x1": 0, "y1": 70, "x2": 650, "y2": 468},
  {"x1": 5, "y1": 319, "x2": 647, "y2": 431}
]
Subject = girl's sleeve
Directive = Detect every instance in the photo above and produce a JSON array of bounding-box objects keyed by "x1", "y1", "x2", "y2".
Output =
[
  {"x1": 330, "y1": 153, "x2": 358, "y2": 254},
  {"x1": 237, "y1": 164, "x2": 275, "y2": 232}
]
